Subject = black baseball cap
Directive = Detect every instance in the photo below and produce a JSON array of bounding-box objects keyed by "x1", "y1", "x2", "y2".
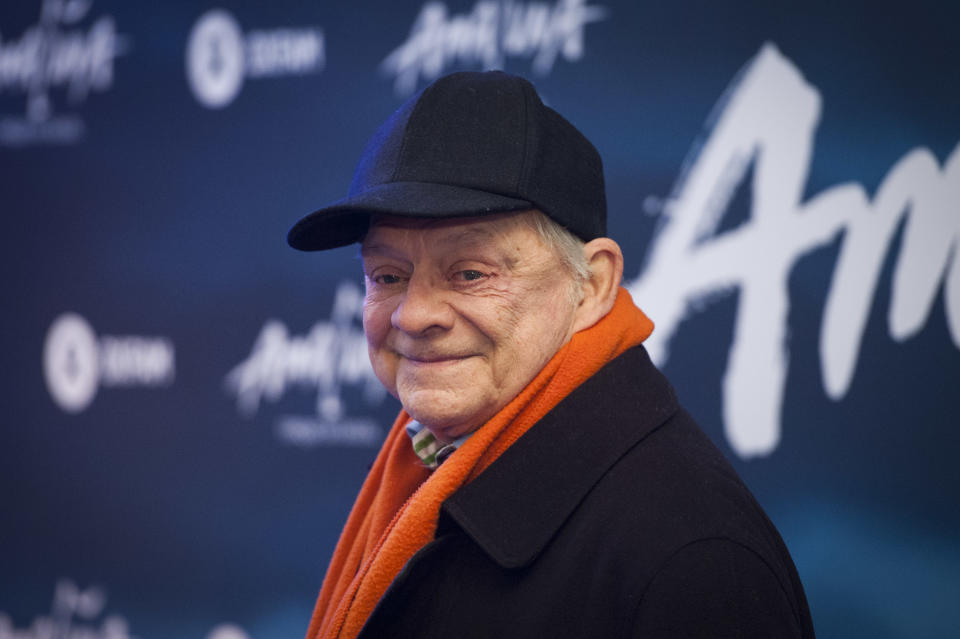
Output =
[{"x1": 287, "y1": 70, "x2": 606, "y2": 251}]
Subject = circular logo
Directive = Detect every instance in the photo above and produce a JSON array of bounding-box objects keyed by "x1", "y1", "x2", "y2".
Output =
[
  {"x1": 186, "y1": 9, "x2": 245, "y2": 109},
  {"x1": 43, "y1": 313, "x2": 100, "y2": 413}
]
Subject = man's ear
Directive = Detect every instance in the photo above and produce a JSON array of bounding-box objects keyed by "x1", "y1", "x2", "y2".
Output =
[{"x1": 572, "y1": 237, "x2": 624, "y2": 333}]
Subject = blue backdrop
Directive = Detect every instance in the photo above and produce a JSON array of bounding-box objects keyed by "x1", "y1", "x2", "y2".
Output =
[{"x1": 3, "y1": 1, "x2": 958, "y2": 637}]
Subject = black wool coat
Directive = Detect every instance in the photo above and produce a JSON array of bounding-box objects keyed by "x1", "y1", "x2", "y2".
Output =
[{"x1": 357, "y1": 346, "x2": 815, "y2": 638}]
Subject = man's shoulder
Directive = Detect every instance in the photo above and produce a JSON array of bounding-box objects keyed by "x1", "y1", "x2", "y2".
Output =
[
  {"x1": 581, "y1": 404, "x2": 778, "y2": 558},
  {"x1": 556, "y1": 345, "x2": 768, "y2": 538},
  {"x1": 434, "y1": 345, "x2": 812, "y2": 637},
  {"x1": 567, "y1": 350, "x2": 790, "y2": 573},
  {"x1": 479, "y1": 342, "x2": 796, "y2": 577},
  {"x1": 443, "y1": 345, "x2": 776, "y2": 567}
]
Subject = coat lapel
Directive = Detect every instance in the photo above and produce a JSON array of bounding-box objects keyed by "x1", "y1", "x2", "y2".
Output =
[{"x1": 440, "y1": 345, "x2": 678, "y2": 568}]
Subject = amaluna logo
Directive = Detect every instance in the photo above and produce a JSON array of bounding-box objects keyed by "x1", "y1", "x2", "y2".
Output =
[
  {"x1": 0, "y1": 0, "x2": 128, "y2": 146},
  {"x1": 0, "y1": 578, "x2": 247, "y2": 639},
  {"x1": 382, "y1": 0, "x2": 607, "y2": 96},
  {"x1": 225, "y1": 282, "x2": 387, "y2": 447},
  {"x1": 0, "y1": 579, "x2": 134, "y2": 639},
  {"x1": 630, "y1": 44, "x2": 960, "y2": 458}
]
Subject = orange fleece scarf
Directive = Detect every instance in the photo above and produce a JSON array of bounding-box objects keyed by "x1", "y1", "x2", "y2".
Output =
[{"x1": 306, "y1": 288, "x2": 654, "y2": 639}]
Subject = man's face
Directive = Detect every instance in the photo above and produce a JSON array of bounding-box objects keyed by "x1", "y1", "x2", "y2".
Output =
[{"x1": 361, "y1": 211, "x2": 581, "y2": 442}]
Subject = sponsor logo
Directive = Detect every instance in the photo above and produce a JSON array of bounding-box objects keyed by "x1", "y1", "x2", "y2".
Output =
[
  {"x1": 186, "y1": 8, "x2": 325, "y2": 109},
  {"x1": 43, "y1": 313, "x2": 175, "y2": 414},
  {"x1": 225, "y1": 282, "x2": 388, "y2": 447},
  {"x1": 382, "y1": 0, "x2": 607, "y2": 96},
  {"x1": 629, "y1": 43, "x2": 960, "y2": 458},
  {"x1": 0, "y1": 0, "x2": 129, "y2": 147}
]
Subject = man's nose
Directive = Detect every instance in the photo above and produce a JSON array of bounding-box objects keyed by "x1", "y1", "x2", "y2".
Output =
[{"x1": 391, "y1": 274, "x2": 454, "y2": 335}]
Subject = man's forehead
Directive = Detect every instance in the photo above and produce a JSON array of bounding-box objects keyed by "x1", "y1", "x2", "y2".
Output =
[{"x1": 361, "y1": 212, "x2": 529, "y2": 253}]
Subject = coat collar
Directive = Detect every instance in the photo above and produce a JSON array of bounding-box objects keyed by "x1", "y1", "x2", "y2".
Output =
[{"x1": 439, "y1": 345, "x2": 678, "y2": 568}]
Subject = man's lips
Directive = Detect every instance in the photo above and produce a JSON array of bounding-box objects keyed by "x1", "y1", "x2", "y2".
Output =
[{"x1": 398, "y1": 352, "x2": 474, "y2": 364}]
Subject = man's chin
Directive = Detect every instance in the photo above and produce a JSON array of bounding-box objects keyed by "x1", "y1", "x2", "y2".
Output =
[{"x1": 398, "y1": 389, "x2": 492, "y2": 442}]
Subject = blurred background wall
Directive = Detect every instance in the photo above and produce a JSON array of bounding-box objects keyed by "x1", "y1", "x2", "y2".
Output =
[{"x1": 2, "y1": 1, "x2": 958, "y2": 637}]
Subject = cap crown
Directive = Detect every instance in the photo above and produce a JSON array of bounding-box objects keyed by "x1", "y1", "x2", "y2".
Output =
[{"x1": 288, "y1": 71, "x2": 606, "y2": 251}]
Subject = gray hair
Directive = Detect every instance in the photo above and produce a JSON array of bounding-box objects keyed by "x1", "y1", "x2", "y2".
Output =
[{"x1": 521, "y1": 210, "x2": 592, "y2": 291}]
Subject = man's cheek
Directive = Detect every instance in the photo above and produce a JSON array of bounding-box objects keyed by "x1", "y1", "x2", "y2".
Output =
[{"x1": 367, "y1": 343, "x2": 398, "y2": 396}]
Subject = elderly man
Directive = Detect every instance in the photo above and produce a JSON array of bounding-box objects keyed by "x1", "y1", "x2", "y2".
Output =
[{"x1": 288, "y1": 71, "x2": 814, "y2": 639}]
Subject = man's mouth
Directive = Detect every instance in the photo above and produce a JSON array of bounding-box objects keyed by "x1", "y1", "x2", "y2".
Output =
[{"x1": 401, "y1": 352, "x2": 473, "y2": 365}]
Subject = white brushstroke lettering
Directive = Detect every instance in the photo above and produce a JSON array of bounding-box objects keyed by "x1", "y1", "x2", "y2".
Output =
[
  {"x1": 629, "y1": 43, "x2": 960, "y2": 458},
  {"x1": 225, "y1": 282, "x2": 386, "y2": 419},
  {"x1": 382, "y1": 0, "x2": 607, "y2": 96}
]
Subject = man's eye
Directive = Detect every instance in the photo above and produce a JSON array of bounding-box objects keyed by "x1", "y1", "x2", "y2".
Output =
[
  {"x1": 455, "y1": 270, "x2": 486, "y2": 282},
  {"x1": 373, "y1": 273, "x2": 403, "y2": 285}
]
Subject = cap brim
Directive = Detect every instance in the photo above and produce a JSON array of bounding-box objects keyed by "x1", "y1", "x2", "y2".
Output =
[{"x1": 287, "y1": 181, "x2": 533, "y2": 251}]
